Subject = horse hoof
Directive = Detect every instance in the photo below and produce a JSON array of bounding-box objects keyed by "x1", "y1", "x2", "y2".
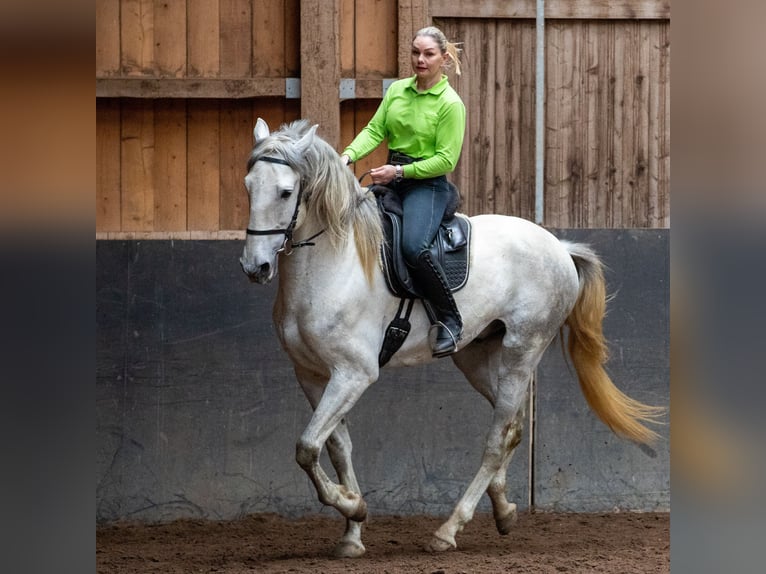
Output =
[
  {"x1": 333, "y1": 540, "x2": 366, "y2": 558},
  {"x1": 426, "y1": 534, "x2": 456, "y2": 553},
  {"x1": 496, "y1": 505, "x2": 518, "y2": 535}
]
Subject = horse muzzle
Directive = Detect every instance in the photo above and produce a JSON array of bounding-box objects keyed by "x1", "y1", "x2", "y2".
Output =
[{"x1": 239, "y1": 256, "x2": 276, "y2": 284}]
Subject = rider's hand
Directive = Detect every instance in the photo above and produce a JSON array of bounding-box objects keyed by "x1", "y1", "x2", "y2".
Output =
[{"x1": 369, "y1": 165, "x2": 396, "y2": 185}]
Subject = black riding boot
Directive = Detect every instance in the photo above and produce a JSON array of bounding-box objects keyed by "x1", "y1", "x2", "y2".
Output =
[{"x1": 411, "y1": 251, "x2": 463, "y2": 357}]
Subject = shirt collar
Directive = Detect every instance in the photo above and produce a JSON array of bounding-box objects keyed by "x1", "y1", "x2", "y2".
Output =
[{"x1": 406, "y1": 74, "x2": 449, "y2": 95}]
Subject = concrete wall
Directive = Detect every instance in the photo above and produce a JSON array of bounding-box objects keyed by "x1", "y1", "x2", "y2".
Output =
[{"x1": 96, "y1": 230, "x2": 669, "y2": 523}]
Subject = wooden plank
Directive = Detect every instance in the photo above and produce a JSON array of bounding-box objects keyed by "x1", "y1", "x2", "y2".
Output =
[
  {"x1": 517, "y1": 20, "x2": 536, "y2": 221},
  {"x1": 301, "y1": 0, "x2": 341, "y2": 148},
  {"x1": 153, "y1": 100, "x2": 187, "y2": 230},
  {"x1": 656, "y1": 22, "x2": 670, "y2": 227},
  {"x1": 188, "y1": 0, "x2": 220, "y2": 76},
  {"x1": 583, "y1": 21, "x2": 603, "y2": 227},
  {"x1": 96, "y1": 0, "x2": 120, "y2": 75},
  {"x1": 356, "y1": 0, "x2": 398, "y2": 77},
  {"x1": 611, "y1": 21, "x2": 627, "y2": 228},
  {"x1": 492, "y1": 20, "x2": 535, "y2": 218},
  {"x1": 632, "y1": 21, "x2": 651, "y2": 227},
  {"x1": 121, "y1": 100, "x2": 154, "y2": 231},
  {"x1": 430, "y1": 0, "x2": 670, "y2": 20},
  {"x1": 121, "y1": 0, "x2": 154, "y2": 75},
  {"x1": 187, "y1": 100, "x2": 221, "y2": 230},
  {"x1": 597, "y1": 21, "x2": 618, "y2": 228},
  {"x1": 96, "y1": 78, "x2": 286, "y2": 98},
  {"x1": 340, "y1": 0, "x2": 355, "y2": 76},
  {"x1": 284, "y1": 0, "x2": 301, "y2": 76},
  {"x1": 253, "y1": 0, "x2": 286, "y2": 76},
  {"x1": 154, "y1": 0, "x2": 187, "y2": 77},
  {"x1": 96, "y1": 99, "x2": 121, "y2": 231},
  {"x1": 219, "y1": 102, "x2": 253, "y2": 230},
  {"x1": 398, "y1": 0, "x2": 430, "y2": 77},
  {"x1": 220, "y1": 0, "x2": 253, "y2": 77}
]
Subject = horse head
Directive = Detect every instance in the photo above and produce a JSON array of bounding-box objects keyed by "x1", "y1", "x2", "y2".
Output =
[{"x1": 239, "y1": 118, "x2": 317, "y2": 283}]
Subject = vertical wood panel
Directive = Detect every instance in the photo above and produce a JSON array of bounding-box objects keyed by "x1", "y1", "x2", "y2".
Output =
[
  {"x1": 154, "y1": 100, "x2": 187, "y2": 230},
  {"x1": 301, "y1": 0, "x2": 340, "y2": 147},
  {"x1": 633, "y1": 21, "x2": 651, "y2": 226},
  {"x1": 219, "y1": 102, "x2": 253, "y2": 230},
  {"x1": 121, "y1": 100, "x2": 154, "y2": 230},
  {"x1": 253, "y1": 0, "x2": 286, "y2": 76},
  {"x1": 340, "y1": 0, "x2": 355, "y2": 76},
  {"x1": 518, "y1": 21, "x2": 536, "y2": 220},
  {"x1": 96, "y1": 0, "x2": 121, "y2": 75},
  {"x1": 188, "y1": 0, "x2": 221, "y2": 76},
  {"x1": 97, "y1": 99, "x2": 122, "y2": 231},
  {"x1": 356, "y1": 0, "x2": 398, "y2": 77},
  {"x1": 187, "y1": 100, "x2": 221, "y2": 230},
  {"x1": 220, "y1": 0, "x2": 253, "y2": 77},
  {"x1": 121, "y1": 0, "x2": 154, "y2": 75},
  {"x1": 599, "y1": 21, "x2": 618, "y2": 227},
  {"x1": 284, "y1": 0, "x2": 301, "y2": 76},
  {"x1": 454, "y1": 19, "x2": 497, "y2": 216},
  {"x1": 580, "y1": 22, "x2": 605, "y2": 227},
  {"x1": 154, "y1": 0, "x2": 187, "y2": 77},
  {"x1": 398, "y1": 0, "x2": 430, "y2": 77},
  {"x1": 654, "y1": 23, "x2": 670, "y2": 227}
]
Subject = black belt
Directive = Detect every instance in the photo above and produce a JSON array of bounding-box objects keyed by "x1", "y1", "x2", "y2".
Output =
[{"x1": 388, "y1": 151, "x2": 422, "y2": 165}]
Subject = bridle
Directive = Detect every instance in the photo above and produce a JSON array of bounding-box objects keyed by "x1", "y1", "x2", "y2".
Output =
[{"x1": 245, "y1": 155, "x2": 324, "y2": 254}]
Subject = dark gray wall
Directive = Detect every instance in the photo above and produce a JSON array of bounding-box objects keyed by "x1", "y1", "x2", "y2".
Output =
[{"x1": 96, "y1": 230, "x2": 668, "y2": 523}]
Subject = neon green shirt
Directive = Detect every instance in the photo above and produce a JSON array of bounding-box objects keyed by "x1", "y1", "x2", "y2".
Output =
[{"x1": 342, "y1": 75, "x2": 466, "y2": 179}]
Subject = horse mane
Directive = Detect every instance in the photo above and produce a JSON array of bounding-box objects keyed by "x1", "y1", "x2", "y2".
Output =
[{"x1": 249, "y1": 120, "x2": 383, "y2": 284}]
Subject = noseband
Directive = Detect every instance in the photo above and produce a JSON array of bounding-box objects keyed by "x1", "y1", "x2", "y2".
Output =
[{"x1": 245, "y1": 155, "x2": 323, "y2": 253}]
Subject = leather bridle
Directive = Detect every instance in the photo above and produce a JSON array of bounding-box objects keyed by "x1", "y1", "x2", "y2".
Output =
[{"x1": 245, "y1": 155, "x2": 323, "y2": 254}]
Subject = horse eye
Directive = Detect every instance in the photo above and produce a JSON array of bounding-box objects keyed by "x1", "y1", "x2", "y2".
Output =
[{"x1": 280, "y1": 189, "x2": 293, "y2": 200}]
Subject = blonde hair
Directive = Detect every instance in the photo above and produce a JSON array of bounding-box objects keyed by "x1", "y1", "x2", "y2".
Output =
[{"x1": 414, "y1": 26, "x2": 463, "y2": 76}]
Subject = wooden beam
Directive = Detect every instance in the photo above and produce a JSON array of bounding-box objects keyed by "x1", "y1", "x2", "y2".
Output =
[
  {"x1": 96, "y1": 78, "x2": 286, "y2": 98},
  {"x1": 301, "y1": 0, "x2": 341, "y2": 148},
  {"x1": 398, "y1": 0, "x2": 431, "y2": 78},
  {"x1": 430, "y1": 0, "x2": 670, "y2": 20}
]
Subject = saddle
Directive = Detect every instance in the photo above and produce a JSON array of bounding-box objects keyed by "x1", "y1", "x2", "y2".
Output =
[
  {"x1": 371, "y1": 184, "x2": 472, "y2": 366},
  {"x1": 373, "y1": 185, "x2": 471, "y2": 299}
]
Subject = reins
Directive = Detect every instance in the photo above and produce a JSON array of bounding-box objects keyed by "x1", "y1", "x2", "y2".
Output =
[{"x1": 245, "y1": 155, "x2": 325, "y2": 254}]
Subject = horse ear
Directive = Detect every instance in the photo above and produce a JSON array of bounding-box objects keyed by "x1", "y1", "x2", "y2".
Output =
[
  {"x1": 295, "y1": 123, "x2": 319, "y2": 153},
  {"x1": 254, "y1": 118, "x2": 270, "y2": 143}
]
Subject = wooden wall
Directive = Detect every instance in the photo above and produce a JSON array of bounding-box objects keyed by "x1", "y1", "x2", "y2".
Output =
[
  {"x1": 442, "y1": 16, "x2": 670, "y2": 226},
  {"x1": 96, "y1": 0, "x2": 670, "y2": 236}
]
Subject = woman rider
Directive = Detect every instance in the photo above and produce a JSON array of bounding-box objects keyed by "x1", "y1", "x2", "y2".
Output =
[{"x1": 340, "y1": 26, "x2": 466, "y2": 358}]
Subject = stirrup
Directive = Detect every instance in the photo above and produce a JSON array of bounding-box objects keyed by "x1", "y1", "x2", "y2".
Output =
[{"x1": 429, "y1": 322, "x2": 461, "y2": 357}]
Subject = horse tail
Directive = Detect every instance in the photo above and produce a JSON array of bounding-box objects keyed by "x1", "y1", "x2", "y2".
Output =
[{"x1": 563, "y1": 242, "x2": 665, "y2": 445}]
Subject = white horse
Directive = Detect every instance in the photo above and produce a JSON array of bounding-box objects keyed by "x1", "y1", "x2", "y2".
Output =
[{"x1": 239, "y1": 118, "x2": 663, "y2": 558}]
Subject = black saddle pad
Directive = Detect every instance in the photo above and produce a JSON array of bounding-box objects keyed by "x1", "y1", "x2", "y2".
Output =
[{"x1": 373, "y1": 185, "x2": 471, "y2": 299}]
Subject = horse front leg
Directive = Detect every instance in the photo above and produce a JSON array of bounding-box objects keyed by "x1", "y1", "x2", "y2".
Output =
[
  {"x1": 294, "y1": 367, "x2": 372, "y2": 525},
  {"x1": 325, "y1": 418, "x2": 365, "y2": 557}
]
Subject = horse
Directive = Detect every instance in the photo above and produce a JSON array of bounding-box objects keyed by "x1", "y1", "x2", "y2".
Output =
[{"x1": 239, "y1": 118, "x2": 664, "y2": 558}]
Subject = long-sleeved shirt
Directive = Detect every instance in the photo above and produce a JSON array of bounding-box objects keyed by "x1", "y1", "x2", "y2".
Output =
[{"x1": 342, "y1": 74, "x2": 466, "y2": 179}]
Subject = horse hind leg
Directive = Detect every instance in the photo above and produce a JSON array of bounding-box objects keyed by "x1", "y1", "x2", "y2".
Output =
[
  {"x1": 487, "y1": 426, "x2": 523, "y2": 535},
  {"x1": 432, "y1": 341, "x2": 531, "y2": 551}
]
